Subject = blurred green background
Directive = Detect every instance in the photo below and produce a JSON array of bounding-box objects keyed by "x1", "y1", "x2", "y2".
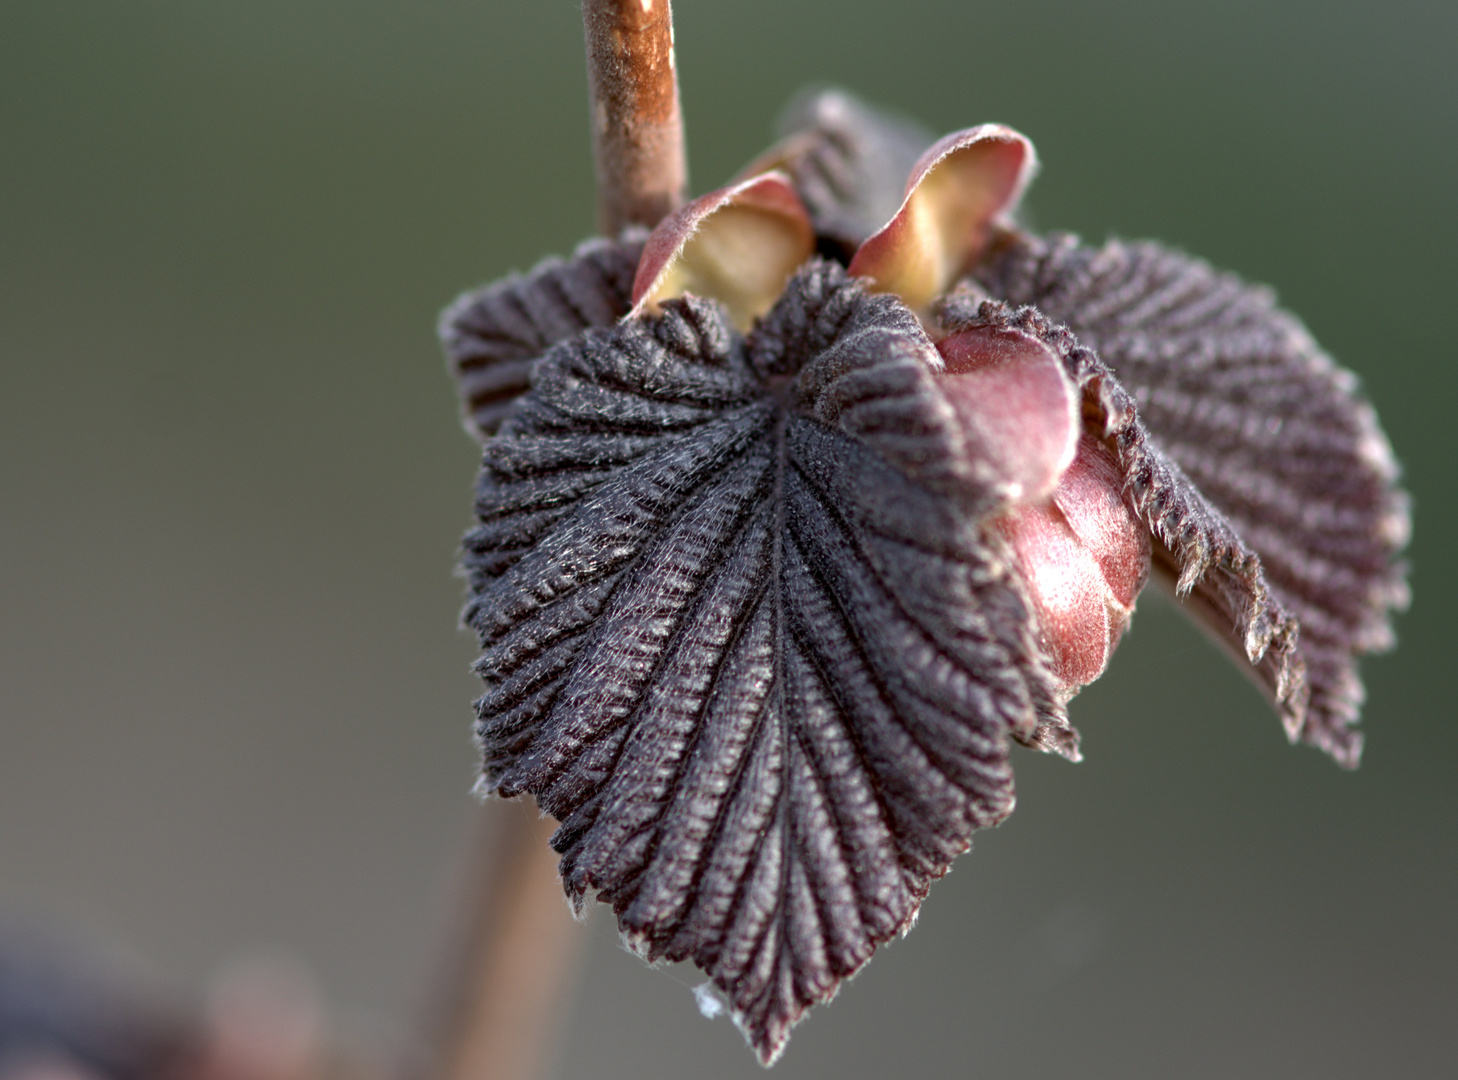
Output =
[{"x1": 2, "y1": 1, "x2": 1453, "y2": 1076}]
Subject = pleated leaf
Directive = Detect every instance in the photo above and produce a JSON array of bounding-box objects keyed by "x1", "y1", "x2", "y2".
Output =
[
  {"x1": 972, "y1": 233, "x2": 1410, "y2": 765},
  {"x1": 440, "y1": 233, "x2": 644, "y2": 440},
  {"x1": 462, "y1": 261, "x2": 1058, "y2": 1063}
]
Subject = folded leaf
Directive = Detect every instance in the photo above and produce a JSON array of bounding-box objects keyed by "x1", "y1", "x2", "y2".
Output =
[
  {"x1": 960, "y1": 241, "x2": 1409, "y2": 765},
  {"x1": 630, "y1": 172, "x2": 815, "y2": 331},
  {"x1": 849, "y1": 125, "x2": 1036, "y2": 314}
]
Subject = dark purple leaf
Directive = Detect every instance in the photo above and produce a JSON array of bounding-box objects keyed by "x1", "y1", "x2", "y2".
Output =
[
  {"x1": 970, "y1": 234, "x2": 1410, "y2": 765},
  {"x1": 440, "y1": 233, "x2": 644, "y2": 440},
  {"x1": 461, "y1": 261, "x2": 1060, "y2": 1063}
]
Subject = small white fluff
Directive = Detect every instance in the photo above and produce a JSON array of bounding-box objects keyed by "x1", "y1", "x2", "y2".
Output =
[{"x1": 693, "y1": 981, "x2": 725, "y2": 1020}]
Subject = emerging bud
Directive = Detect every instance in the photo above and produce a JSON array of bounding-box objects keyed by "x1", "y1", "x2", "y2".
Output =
[
  {"x1": 993, "y1": 435, "x2": 1150, "y2": 698},
  {"x1": 934, "y1": 322, "x2": 1149, "y2": 698},
  {"x1": 443, "y1": 80, "x2": 1408, "y2": 1065},
  {"x1": 936, "y1": 324, "x2": 1078, "y2": 504}
]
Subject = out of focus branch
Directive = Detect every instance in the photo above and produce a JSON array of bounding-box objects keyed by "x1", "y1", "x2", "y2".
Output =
[{"x1": 411, "y1": 804, "x2": 579, "y2": 1080}]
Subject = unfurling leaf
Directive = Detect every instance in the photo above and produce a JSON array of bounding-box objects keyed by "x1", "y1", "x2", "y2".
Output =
[
  {"x1": 972, "y1": 233, "x2": 1409, "y2": 764},
  {"x1": 630, "y1": 172, "x2": 815, "y2": 331},
  {"x1": 849, "y1": 125, "x2": 1036, "y2": 313}
]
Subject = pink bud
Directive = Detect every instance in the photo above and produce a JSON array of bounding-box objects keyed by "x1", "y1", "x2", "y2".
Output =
[
  {"x1": 936, "y1": 324, "x2": 1078, "y2": 504},
  {"x1": 994, "y1": 436, "x2": 1150, "y2": 697},
  {"x1": 934, "y1": 322, "x2": 1146, "y2": 696},
  {"x1": 1054, "y1": 434, "x2": 1150, "y2": 613},
  {"x1": 995, "y1": 500, "x2": 1113, "y2": 693}
]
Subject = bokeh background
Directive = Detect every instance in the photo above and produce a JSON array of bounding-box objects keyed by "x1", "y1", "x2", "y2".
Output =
[{"x1": 2, "y1": 1, "x2": 1454, "y2": 1077}]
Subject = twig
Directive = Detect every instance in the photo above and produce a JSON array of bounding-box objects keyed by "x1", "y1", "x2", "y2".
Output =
[{"x1": 583, "y1": 0, "x2": 688, "y2": 234}]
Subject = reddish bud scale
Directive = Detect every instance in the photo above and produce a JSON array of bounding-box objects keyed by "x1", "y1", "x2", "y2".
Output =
[
  {"x1": 935, "y1": 327, "x2": 1149, "y2": 698},
  {"x1": 936, "y1": 325, "x2": 1078, "y2": 504},
  {"x1": 993, "y1": 437, "x2": 1150, "y2": 696}
]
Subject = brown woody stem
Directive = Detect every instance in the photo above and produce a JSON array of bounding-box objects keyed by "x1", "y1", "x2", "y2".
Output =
[{"x1": 583, "y1": 0, "x2": 688, "y2": 235}]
